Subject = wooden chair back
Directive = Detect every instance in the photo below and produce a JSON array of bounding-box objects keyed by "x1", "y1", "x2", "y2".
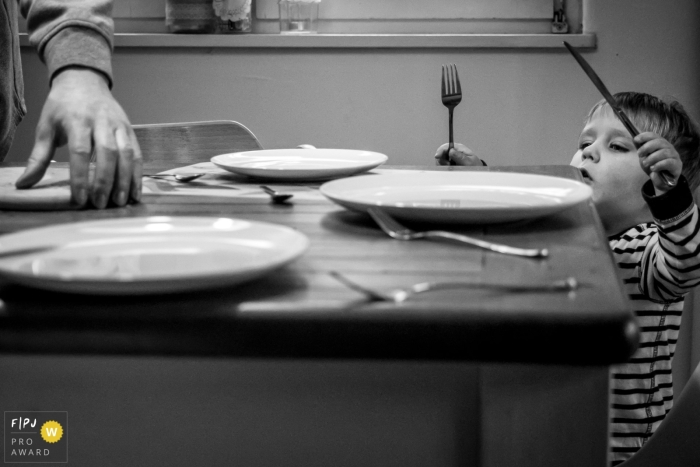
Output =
[
  {"x1": 132, "y1": 120, "x2": 262, "y2": 164},
  {"x1": 619, "y1": 360, "x2": 700, "y2": 466}
]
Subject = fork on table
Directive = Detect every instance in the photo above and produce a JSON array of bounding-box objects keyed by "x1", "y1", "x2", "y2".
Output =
[
  {"x1": 367, "y1": 207, "x2": 548, "y2": 259},
  {"x1": 329, "y1": 271, "x2": 578, "y2": 304},
  {"x1": 441, "y1": 64, "x2": 462, "y2": 166}
]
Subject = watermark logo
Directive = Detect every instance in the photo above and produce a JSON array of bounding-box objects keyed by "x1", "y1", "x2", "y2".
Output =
[{"x1": 4, "y1": 412, "x2": 67, "y2": 463}]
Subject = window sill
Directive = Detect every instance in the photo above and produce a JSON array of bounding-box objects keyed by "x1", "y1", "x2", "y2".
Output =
[{"x1": 20, "y1": 33, "x2": 595, "y2": 49}]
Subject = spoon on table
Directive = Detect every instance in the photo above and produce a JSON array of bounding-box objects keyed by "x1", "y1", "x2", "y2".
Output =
[
  {"x1": 143, "y1": 173, "x2": 206, "y2": 182},
  {"x1": 260, "y1": 185, "x2": 294, "y2": 203}
]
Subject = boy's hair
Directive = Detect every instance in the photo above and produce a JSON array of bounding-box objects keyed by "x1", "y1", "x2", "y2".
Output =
[{"x1": 586, "y1": 92, "x2": 700, "y2": 191}]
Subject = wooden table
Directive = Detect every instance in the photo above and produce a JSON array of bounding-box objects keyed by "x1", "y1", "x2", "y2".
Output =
[{"x1": 0, "y1": 162, "x2": 636, "y2": 467}]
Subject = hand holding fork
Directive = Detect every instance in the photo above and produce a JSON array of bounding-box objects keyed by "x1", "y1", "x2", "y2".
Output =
[{"x1": 441, "y1": 64, "x2": 462, "y2": 166}]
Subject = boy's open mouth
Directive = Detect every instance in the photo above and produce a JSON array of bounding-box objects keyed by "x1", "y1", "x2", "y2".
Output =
[{"x1": 579, "y1": 167, "x2": 593, "y2": 182}]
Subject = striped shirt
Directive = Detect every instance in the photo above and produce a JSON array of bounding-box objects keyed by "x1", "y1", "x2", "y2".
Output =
[{"x1": 608, "y1": 176, "x2": 700, "y2": 466}]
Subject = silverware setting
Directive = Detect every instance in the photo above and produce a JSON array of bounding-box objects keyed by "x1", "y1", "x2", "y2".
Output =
[
  {"x1": 441, "y1": 63, "x2": 462, "y2": 166},
  {"x1": 330, "y1": 271, "x2": 579, "y2": 304},
  {"x1": 563, "y1": 41, "x2": 675, "y2": 187},
  {"x1": 143, "y1": 173, "x2": 206, "y2": 182},
  {"x1": 260, "y1": 185, "x2": 294, "y2": 203},
  {"x1": 142, "y1": 173, "x2": 293, "y2": 203},
  {"x1": 367, "y1": 207, "x2": 548, "y2": 259}
]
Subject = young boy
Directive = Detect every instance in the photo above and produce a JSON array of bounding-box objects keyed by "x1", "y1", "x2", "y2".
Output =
[{"x1": 435, "y1": 92, "x2": 700, "y2": 465}]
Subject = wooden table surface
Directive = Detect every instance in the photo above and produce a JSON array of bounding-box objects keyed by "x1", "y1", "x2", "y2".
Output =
[{"x1": 0, "y1": 162, "x2": 637, "y2": 364}]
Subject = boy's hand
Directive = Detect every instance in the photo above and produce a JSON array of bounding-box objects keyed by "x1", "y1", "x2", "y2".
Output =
[
  {"x1": 434, "y1": 143, "x2": 483, "y2": 166},
  {"x1": 634, "y1": 132, "x2": 682, "y2": 194}
]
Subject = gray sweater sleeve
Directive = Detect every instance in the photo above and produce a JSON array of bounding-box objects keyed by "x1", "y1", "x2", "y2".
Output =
[{"x1": 19, "y1": 0, "x2": 114, "y2": 87}]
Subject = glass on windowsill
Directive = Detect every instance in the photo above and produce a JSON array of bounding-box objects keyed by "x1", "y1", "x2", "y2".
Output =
[
  {"x1": 166, "y1": 0, "x2": 216, "y2": 33},
  {"x1": 213, "y1": 0, "x2": 253, "y2": 34},
  {"x1": 279, "y1": 0, "x2": 320, "y2": 35}
]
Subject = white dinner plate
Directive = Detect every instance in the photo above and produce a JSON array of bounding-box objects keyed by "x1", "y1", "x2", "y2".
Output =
[
  {"x1": 0, "y1": 216, "x2": 309, "y2": 295},
  {"x1": 320, "y1": 171, "x2": 593, "y2": 224},
  {"x1": 211, "y1": 148, "x2": 388, "y2": 181}
]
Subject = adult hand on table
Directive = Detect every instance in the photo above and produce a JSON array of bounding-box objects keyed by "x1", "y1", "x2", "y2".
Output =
[{"x1": 14, "y1": 67, "x2": 142, "y2": 209}]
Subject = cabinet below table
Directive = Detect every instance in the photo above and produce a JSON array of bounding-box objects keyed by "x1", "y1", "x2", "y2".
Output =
[{"x1": 0, "y1": 355, "x2": 608, "y2": 467}]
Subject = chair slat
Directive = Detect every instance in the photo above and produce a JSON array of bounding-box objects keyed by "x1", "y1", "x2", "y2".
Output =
[{"x1": 133, "y1": 120, "x2": 262, "y2": 164}]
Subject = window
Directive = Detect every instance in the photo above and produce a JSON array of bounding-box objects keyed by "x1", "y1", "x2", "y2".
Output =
[
  {"x1": 18, "y1": 0, "x2": 589, "y2": 48},
  {"x1": 110, "y1": 0, "x2": 583, "y2": 35},
  {"x1": 255, "y1": 0, "x2": 580, "y2": 34}
]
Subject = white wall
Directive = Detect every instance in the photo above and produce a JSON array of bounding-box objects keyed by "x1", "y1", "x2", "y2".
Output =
[
  {"x1": 8, "y1": 0, "x2": 700, "y2": 381},
  {"x1": 11, "y1": 0, "x2": 699, "y2": 167}
]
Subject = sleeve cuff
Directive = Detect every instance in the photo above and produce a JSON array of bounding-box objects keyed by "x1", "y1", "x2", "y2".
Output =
[
  {"x1": 43, "y1": 27, "x2": 113, "y2": 89},
  {"x1": 642, "y1": 175, "x2": 694, "y2": 224}
]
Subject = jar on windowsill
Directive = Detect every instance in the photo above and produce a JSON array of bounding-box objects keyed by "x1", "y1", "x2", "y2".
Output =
[
  {"x1": 166, "y1": 0, "x2": 216, "y2": 33},
  {"x1": 213, "y1": 0, "x2": 253, "y2": 34}
]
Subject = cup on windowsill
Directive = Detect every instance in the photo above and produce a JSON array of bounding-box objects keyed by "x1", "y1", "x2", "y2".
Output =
[{"x1": 279, "y1": 0, "x2": 320, "y2": 35}]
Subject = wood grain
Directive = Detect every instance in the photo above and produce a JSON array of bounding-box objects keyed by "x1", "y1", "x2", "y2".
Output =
[{"x1": 0, "y1": 162, "x2": 636, "y2": 364}]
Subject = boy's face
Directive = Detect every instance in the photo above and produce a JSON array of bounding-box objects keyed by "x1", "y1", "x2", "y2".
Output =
[{"x1": 569, "y1": 109, "x2": 650, "y2": 230}]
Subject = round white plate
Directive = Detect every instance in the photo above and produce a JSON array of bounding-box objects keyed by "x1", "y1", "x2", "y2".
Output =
[
  {"x1": 320, "y1": 171, "x2": 592, "y2": 224},
  {"x1": 211, "y1": 148, "x2": 388, "y2": 181},
  {"x1": 0, "y1": 216, "x2": 309, "y2": 295}
]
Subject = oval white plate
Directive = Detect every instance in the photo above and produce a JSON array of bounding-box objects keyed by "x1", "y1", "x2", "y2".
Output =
[
  {"x1": 0, "y1": 216, "x2": 309, "y2": 295},
  {"x1": 320, "y1": 171, "x2": 592, "y2": 224},
  {"x1": 211, "y1": 148, "x2": 388, "y2": 181}
]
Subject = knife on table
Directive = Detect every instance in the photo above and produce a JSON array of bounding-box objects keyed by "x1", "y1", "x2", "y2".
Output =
[{"x1": 563, "y1": 41, "x2": 676, "y2": 187}]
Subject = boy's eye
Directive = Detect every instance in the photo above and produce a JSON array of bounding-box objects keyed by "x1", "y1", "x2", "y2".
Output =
[
  {"x1": 578, "y1": 141, "x2": 591, "y2": 150},
  {"x1": 610, "y1": 143, "x2": 629, "y2": 152}
]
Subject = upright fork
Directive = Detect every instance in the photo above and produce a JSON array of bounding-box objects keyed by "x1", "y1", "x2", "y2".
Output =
[
  {"x1": 367, "y1": 207, "x2": 548, "y2": 259},
  {"x1": 441, "y1": 64, "x2": 462, "y2": 166}
]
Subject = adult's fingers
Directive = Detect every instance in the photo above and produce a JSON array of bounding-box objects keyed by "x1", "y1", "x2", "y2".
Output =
[
  {"x1": 66, "y1": 124, "x2": 94, "y2": 207},
  {"x1": 111, "y1": 125, "x2": 138, "y2": 206},
  {"x1": 14, "y1": 123, "x2": 56, "y2": 189},
  {"x1": 90, "y1": 120, "x2": 119, "y2": 209},
  {"x1": 127, "y1": 127, "x2": 143, "y2": 203}
]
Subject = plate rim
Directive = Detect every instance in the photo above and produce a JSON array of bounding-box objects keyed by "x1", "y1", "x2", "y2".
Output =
[
  {"x1": 319, "y1": 170, "x2": 593, "y2": 222},
  {"x1": 210, "y1": 148, "x2": 388, "y2": 180},
  {"x1": 0, "y1": 216, "x2": 309, "y2": 294}
]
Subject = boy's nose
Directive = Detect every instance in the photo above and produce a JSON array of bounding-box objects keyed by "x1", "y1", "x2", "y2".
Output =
[{"x1": 581, "y1": 144, "x2": 600, "y2": 162}]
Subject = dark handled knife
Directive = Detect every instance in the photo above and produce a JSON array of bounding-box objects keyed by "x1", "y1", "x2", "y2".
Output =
[{"x1": 563, "y1": 41, "x2": 676, "y2": 187}]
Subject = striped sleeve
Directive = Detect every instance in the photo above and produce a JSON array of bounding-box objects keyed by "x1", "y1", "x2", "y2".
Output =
[{"x1": 639, "y1": 176, "x2": 700, "y2": 302}]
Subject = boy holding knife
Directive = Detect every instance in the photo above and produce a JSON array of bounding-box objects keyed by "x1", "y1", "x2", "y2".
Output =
[{"x1": 436, "y1": 91, "x2": 700, "y2": 465}]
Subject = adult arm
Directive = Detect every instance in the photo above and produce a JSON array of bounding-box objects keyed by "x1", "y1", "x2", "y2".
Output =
[{"x1": 14, "y1": 0, "x2": 141, "y2": 208}]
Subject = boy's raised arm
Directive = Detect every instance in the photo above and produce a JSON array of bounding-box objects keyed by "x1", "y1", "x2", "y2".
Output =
[{"x1": 640, "y1": 175, "x2": 700, "y2": 301}]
